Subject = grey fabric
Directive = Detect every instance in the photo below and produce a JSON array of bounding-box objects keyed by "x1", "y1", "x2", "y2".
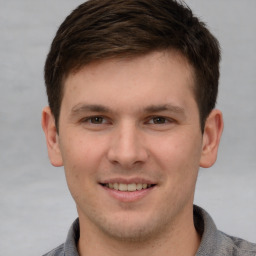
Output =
[
  {"x1": 43, "y1": 205, "x2": 256, "y2": 256},
  {"x1": 43, "y1": 219, "x2": 80, "y2": 256},
  {"x1": 194, "y1": 206, "x2": 256, "y2": 255}
]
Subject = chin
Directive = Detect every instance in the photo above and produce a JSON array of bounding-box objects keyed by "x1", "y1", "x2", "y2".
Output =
[
  {"x1": 103, "y1": 224, "x2": 156, "y2": 242},
  {"x1": 98, "y1": 213, "x2": 170, "y2": 243}
]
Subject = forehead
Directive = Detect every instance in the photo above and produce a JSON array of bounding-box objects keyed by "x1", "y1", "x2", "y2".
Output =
[
  {"x1": 61, "y1": 51, "x2": 197, "y2": 112},
  {"x1": 64, "y1": 50, "x2": 195, "y2": 90}
]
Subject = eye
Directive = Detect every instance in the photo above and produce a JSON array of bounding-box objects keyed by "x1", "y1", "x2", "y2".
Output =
[
  {"x1": 151, "y1": 117, "x2": 168, "y2": 124},
  {"x1": 89, "y1": 116, "x2": 104, "y2": 124},
  {"x1": 82, "y1": 116, "x2": 108, "y2": 124},
  {"x1": 147, "y1": 116, "x2": 172, "y2": 125}
]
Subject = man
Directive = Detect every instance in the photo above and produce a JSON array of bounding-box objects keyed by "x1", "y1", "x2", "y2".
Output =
[{"x1": 41, "y1": 0, "x2": 256, "y2": 255}]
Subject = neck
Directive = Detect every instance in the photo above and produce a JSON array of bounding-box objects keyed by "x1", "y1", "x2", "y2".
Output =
[{"x1": 77, "y1": 206, "x2": 200, "y2": 256}]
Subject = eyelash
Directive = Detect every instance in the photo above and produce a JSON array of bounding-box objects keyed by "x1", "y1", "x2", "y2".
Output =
[
  {"x1": 80, "y1": 115, "x2": 174, "y2": 126},
  {"x1": 146, "y1": 116, "x2": 174, "y2": 125},
  {"x1": 81, "y1": 116, "x2": 109, "y2": 124}
]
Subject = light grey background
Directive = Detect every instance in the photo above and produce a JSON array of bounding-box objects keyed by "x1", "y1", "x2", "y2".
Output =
[{"x1": 0, "y1": 1, "x2": 255, "y2": 255}]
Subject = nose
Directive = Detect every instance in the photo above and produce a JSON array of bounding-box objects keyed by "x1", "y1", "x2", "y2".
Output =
[{"x1": 107, "y1": 123, "x2": 149, "y2": 168}]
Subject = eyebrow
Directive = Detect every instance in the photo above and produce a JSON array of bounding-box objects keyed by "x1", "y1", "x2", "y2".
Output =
[
  {"x1": 71, "y1": 104, "x2": 112, "y2": 115},
  {"x1": 70, "y1": 103, "x2": 185, "y2": 117},
  {"x1": 144, "y1": 104, "x2": 185, "y2": 115}
]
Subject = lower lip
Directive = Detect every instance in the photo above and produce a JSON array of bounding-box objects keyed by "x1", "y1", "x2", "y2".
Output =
[{"x1": 101, "y1": 185, "x2": 155, "y2": 202}]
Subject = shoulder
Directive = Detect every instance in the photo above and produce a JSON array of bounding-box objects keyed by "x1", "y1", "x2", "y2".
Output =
[
  {"x1": 42, "y1": 243, "x2": 64, "y2": 256},
  {"x1": 218, "y1": 231, "x2": 256, "y2": 256},
  {"x1": 194, "y1": 205, "x2": 256, "y2": 256},
  {"x1": 42, "y1": 218, "x2": 80, "y2": 256}
]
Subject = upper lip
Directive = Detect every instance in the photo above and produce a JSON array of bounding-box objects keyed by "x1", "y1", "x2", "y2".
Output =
[{"x1": 99, "y1": 177, "x2": 156, "y2": 185}]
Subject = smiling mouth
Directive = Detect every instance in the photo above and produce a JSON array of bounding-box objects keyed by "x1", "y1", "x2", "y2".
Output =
[{"x1": 100, "y1": 183, "x2": 155, "y2": 192}]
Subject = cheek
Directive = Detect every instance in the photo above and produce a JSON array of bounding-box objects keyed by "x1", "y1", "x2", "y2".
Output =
[
  {"x1": 59, "y1": 135, "x2": 103, "y2": 194},
  {"x1": 60, "y1": 131, "x2": 106, "y2": 168},
  {"x1": 62, "y1": 148, "x2": 99, "y2": 204},
  {"x1": 152, "y1": 131, "x2": 202, "y2": 176},
  {"x1": 152, "y1": 132, "x2": 202, "y2": 207}
]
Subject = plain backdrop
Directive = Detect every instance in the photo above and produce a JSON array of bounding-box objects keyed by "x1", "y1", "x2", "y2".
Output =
[{"x1": 0, "y1": 1, "x2": 255, "y2": 255}]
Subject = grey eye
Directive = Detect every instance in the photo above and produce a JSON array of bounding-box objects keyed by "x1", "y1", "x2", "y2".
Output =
[
  {"x1": 152, "y1": 117, "x2": 167, "y2": 124},
  {"x1": 90, "y1": 116, "x2": 104, "y2": 124}
]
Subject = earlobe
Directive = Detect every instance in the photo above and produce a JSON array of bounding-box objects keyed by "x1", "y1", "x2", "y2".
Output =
[
  {"x1": 200, "y1": 109, "x2": 224, "y2": 168},
  {"x1": 41, "y1": 106, "x2": 63, "y2": 167}
]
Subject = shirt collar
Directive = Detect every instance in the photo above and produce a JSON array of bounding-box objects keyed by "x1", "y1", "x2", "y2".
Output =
[
  {"x1": 64, "y1": 218, "x2": 80, "y2": 256},
  {"x1": 63, "y1": 205, "x2": 220, "y2": 256},
  {"x1": 194, "y1": 205, "x2": 223, "y2": 255}
]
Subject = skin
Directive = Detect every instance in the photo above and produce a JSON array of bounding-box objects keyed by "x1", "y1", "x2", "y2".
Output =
[{"x1": 42, "y1": 50, "x2": 223, "y2": 256}]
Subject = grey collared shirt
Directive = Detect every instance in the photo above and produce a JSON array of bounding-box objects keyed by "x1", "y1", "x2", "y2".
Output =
[{"x1": 43, "y1": 205, "x2": 256, "y2": 256}]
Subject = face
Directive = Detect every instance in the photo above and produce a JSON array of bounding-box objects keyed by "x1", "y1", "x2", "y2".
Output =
[{"x1": 43, "y1": 51, "x2": 222, "y2": 242}]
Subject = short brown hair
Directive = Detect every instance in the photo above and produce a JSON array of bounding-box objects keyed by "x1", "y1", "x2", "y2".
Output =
[{"x1": 44, "y1": 0, "x2": 221, "y2": 131}]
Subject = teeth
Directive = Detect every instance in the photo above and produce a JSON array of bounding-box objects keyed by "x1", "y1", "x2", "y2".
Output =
[
  {"x1": 105, "y1": 183, "x2": 153, "y2": 191},
  {"x1": 119, "y1": 184, "x2": 127, "y2": 191},
  {"x1": 127, "y1": 183, "x2": 136, "y2": 191},
  {"x1": 114, "y1": 183, "x2": 119, "y2": 190},
  {"x1": 136, "y1": 183, "x2": 142, "y2": 190}
]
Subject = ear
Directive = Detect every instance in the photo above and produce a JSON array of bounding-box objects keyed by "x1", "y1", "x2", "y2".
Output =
[
  {"x1": 41, "y1": 106, "x2": 63, "y2": 167},
  {"x1": 200, "y1": 109, "x2": 224, "y2": 168}
]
